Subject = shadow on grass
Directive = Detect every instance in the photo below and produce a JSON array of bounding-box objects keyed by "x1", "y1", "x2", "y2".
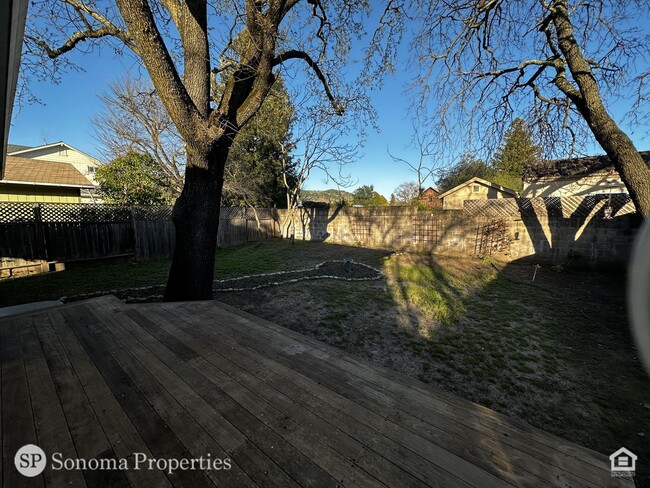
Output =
[{"x1": 386, "y1": 252, "x2": 648, "y2": 487}]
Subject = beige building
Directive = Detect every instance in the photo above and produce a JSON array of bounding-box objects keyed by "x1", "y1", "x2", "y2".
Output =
[
  {"x1": 8, "y1": 142, "x2": 103, "y2": 202},
  {"x1": 522, "y1": 151, "x2": 650, "y2": 198},
  {"x1": 438, "y1": 177, "x2": 518, "y2": 210},
  {"x1": 0, "y1": 156, "x2": 95, "y2": 203}
]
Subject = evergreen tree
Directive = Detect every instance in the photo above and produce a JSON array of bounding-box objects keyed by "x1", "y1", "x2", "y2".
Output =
[
  {"x1": 491, "y1": 118, "x2": 541, "y2": 191},
  {"x1": 437, "y1": 154, "x2": 493, "y2": 192},
  {"x1": 222, "y1": 78, "x2": 297, "y2": 208},
  {"x1": 352, "y1": 185, "x2": 388, "y2": 206}
]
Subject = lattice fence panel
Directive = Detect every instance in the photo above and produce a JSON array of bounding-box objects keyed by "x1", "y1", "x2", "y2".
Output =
[
  {"x1": 413, "y1": 214, "x2": 441, "y2": 244},
  {"x1": 220, "y1": 207, "x2": 246, "y2": 220},
  {"x1": 249, "y1": 208, "x2": 277, "y2": 220},
  {"x1": 350, "y1": 217, "x2": 372, "y2": 240},
  {"x1": 40, "y1": 204, "x2": 132, "y2": 223},
  {"x1": 474, "y1": 219, "x2": 511, "y2": 257},
  {"x1": 464, "y1": 199, "x2": 519, "y2": 218},
  {"x1": 0, "y1": 202, "x2": 36, "y2": 223},
  {"x1": 464, "y1": 194, "x2": 634, "y2": 219},
  {"x1": 132, "y1": 205, "x2": 173, "y2": 221}
]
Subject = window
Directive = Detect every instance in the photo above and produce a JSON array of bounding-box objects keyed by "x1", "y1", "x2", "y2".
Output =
[
  {"x1": 87, "y1": 166, "x2": 97, "y2": 174},
  {"x1": 472, "y1": 184, "x2": 480, "y2": 193}
]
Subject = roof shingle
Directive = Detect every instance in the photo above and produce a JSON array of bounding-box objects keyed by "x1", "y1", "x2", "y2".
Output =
[
  {"x1": 1, "y1": 156, "x2": 94, "y2": 187},
  {"x1": 523, "y1": 150, "x2": 650, "y2": 181}
]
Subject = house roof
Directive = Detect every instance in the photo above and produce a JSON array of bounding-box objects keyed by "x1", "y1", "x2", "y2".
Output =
[
  {"x1": 422, "y1": 187, "x2": 440, "y2": 195},
  {"x1": 1, "y1": 156, "x2": 95, "y2": 188},
  {"x1": 7, "y1": 143, "x2": 32, "y2": 153},
  {"x1": 8, "y1": 141, "x2": 103, "y2": 166},
  {"x1": 523, "y1": 150, "x2": 650, "y2": 181},
  {"x1": 438, "y1": 177, "x2": 519, "y2": 199}
]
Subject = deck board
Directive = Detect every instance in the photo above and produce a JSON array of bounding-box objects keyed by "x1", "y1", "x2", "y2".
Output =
[{"x1": 0, "y1": 296, "x2": 634, "y2": 488}]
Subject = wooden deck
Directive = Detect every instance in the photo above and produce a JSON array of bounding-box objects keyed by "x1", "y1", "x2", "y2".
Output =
[{"x1": 0, "y1": 296, "x2": 632, "y2": 487}]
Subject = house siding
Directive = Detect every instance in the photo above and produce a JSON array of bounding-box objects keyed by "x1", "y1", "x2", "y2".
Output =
[
  {"x1": 0, "y1": 183, "x2": 81, "y2": 203},
  {"x1": 16, "y1": 146, "x2": 101, "y2": 185},
  {"x1": 522, "y1": 171, "x2": 627, "y2": 198},
  {"x1": 443, "y1": 183, "x2": 514, "y2": 210}
]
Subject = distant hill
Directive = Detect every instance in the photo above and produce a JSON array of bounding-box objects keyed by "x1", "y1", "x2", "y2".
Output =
[{"x1": 301, "y1": 189, "x2": 354, "y2": 204}]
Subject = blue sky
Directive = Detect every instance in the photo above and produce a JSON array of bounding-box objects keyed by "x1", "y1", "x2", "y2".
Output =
[{"x1": 9, "y1": 7, "x2": 650, "y2": 200}]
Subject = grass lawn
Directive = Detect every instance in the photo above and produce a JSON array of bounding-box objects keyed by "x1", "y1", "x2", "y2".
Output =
[
  {"x1": 0, "y1": 240, "x2": 386, "y2": 307},
  {"x1": 1, "y1": 239, "x2": 648, "y2": 486}
]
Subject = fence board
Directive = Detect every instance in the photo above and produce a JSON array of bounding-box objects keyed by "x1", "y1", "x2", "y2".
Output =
[{"x1": 0, "y1": 204, "x2": 280, "y2": 270}]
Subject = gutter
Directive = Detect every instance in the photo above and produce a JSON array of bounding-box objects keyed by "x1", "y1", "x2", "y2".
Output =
[{"x1": 0, "y1": 179, "x2": 95, "y2": 189}]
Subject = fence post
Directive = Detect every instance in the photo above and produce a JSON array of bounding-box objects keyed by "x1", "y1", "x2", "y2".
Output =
[
  {"x1": 245, "y1": 206, "x2": 249, "y2": 242},
  {"x1": 131, "y1": 207, "x2": 140, "y2": 260},
  {"x1": 33, "y1": 203, "x2": 48, "y2": 261}
]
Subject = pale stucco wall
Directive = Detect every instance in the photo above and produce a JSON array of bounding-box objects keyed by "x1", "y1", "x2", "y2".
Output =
[{"x1": 522, "y1": 171, "x2": 626, "y2": 198}]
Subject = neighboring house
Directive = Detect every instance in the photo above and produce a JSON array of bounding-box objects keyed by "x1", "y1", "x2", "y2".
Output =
[
  {"x1": 522, "y1": 151, "x2": 650, "y2": 198},
  {"x1": 0, "y1": 156, "x2": 95, "y2": 203},
  {"x1": 8, "y1": 142, "x2": 103, "y2": 202},
  {"x1": 438, "y1": 177, "x2": 518, "y2": 210},
  {"x1": 420, "y1": 187, "x2": 442, "y2": 208}
]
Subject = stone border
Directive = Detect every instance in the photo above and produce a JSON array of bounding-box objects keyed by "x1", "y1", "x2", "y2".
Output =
[
  {"x1": 213, "y1": 260, "x2": 383, "y2": 292},
  {"x1": 60, "y1": 260, "x2": 383, "y2": 303}
]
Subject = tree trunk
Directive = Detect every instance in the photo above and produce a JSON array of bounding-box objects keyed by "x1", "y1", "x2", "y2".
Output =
[
  {"x1": 164, "y1": 146, "x2": 227, "y2": 301},
  {"x1": 552, "y1": 1, "x2": 650, "y2": 216}
]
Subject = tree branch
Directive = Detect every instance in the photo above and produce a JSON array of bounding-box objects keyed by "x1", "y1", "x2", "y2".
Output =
[
  {"x1": 26, "y1": 0, "x2": 135, "y2": 58},
  {"x1": 273, "y1": 50, "x2": 344, "y2": 114}
]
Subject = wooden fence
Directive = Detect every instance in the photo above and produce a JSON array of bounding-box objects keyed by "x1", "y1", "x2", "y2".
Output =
[{"x1": 0, "y1": 203, "x2": 280, "y2": 276}]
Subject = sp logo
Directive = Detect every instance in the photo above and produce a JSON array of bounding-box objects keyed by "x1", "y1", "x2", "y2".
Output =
[{"x1": 14, "y1": 444, "x2": 47, "y2": 477}]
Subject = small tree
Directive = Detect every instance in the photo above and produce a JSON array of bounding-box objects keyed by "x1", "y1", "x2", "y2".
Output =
[
  {"x1": 393, "y1": 181, "x2": 420, "y2": 205},
  {"x1": 93, "y1": 77, "x2": 185, "y2": 198},
  {"x1": 352, "y1": 185, "x2": 388, "y2": 206},
  {"x1": 280, "y1": 97, "x2": 361, "y2": 239},
  {"x1": 353, "y1": 185, "x2": 376, "y2": 205},
  {"x1": 388, "y1": 124, "x2": 440, "y2": 195},
  {"x1": 95, "y1": 152, "x2": 171, "y2": 205}
]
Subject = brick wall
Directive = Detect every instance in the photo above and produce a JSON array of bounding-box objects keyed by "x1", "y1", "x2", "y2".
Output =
[{"x1": 278, "y1": 196, "x2": 641, "y2": 269}]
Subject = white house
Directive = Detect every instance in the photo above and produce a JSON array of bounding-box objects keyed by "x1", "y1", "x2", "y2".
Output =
[
  {"x1": 7, "y1": 142, "x2": 103, "y2": 202},
  {"x1": 522, "y1": 151, "x2": 650, "y2": 198}
]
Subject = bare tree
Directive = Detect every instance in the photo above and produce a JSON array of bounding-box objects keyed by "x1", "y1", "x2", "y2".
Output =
[
  {"x1": 280, "y1": 95, "x2": 360, "y2": 239},
  {"x1": 386, "y1": 0, "x2": 650, "y2": 215},
  {"x1": 93, "y1": 76, "x2": 185, "y2": 197},
  {"x1": 393, "y1": 181, "x2": 419, "y2": 204},
  {"x1": 388, "y1": 124, "x2": 440, "y2": 194},
  {"x1": 25, "y1": 0, "x2": 372, "y2": 300}
]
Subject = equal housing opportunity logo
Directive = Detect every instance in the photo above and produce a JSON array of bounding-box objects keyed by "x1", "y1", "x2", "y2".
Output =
[
  {"x1": 14, "y1": 444, "x2": 231, "y2": 477},
  {"x1": 610, "y1": 447, "x2": 637, "y2": 478}
]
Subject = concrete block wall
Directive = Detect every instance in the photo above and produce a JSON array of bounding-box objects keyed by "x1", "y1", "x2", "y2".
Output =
[{"x1": 278, "y1": 202, "x2": 640, "y2": 269}]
